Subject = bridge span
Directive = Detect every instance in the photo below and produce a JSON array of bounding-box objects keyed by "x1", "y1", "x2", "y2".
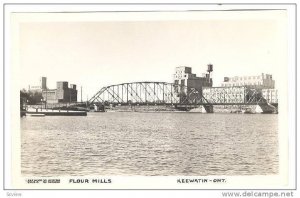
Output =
[{"x1": 88, "y1": 81, "x2": 277, "y2": 113}]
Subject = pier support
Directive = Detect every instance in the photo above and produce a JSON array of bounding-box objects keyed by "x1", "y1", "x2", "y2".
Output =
[
  {"x1": 203, "y1": 105, "x2": 214, "y2": 113},
  {"x1": 188, "y1": 106, "x2": 206, "y2": 113},
  {"x1": 257, "y1": 103, "x2": 277, "y2": 114}
]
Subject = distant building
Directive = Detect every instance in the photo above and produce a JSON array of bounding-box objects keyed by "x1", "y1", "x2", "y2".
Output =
[
  {"x1": 42, "y1": 81, "x2": 77, "y2": 103},
  {"x1": 262, "y1": 89, "x2": 278, "y2": 103},
  {"x1": 216, "y1": 73, "x2": 278, "y2": 104},
  {"x1": 221, "y1": 73, "x2": 275, "y2": 89},
  {"x1": 203, "y1": 86, "x2": 248, "y2": 104},
  {"x1": 173, "y1": 66, "x2": 213, "y2": 94},
  {"x1": 28, "y1": 77, "x2": 47, "y2": 92}
]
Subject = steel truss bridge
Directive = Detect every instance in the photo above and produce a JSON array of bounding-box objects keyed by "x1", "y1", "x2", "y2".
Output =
[{"x1": 88, "y1": 82, "x2": 277, "y2": 112}]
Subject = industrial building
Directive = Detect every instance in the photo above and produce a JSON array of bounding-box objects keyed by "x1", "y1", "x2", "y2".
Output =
[
  {"x1": 173, "y1": 65, "x2": 213, "y2": 94},
  {"x1": 42, "y1": 81, "x2": 78, "y2": 104},
  {"x1": 219, "y1": 73, "x2": 278, "y2": 104},
  {"x1": 202, "y1": 86, "x2": 247, "y2": 104},
  {"x1": 221, "y1": 73, "x2": 275, "y2": 89},
  {"x1": 262, "y1": 89, "x2": 278, "y2": 104},
  {"x1": 28, "y1": 77, "x2": 47, "y2": 92},
  {"x1": 203, "y1": 76, "x2": 278, "y2": 109}
]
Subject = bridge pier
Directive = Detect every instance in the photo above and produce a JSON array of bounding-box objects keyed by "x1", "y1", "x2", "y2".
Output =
[
  {"x1": 257, "y1": 104, "x2": 277, "y2": 114},
  {"x1": 203, "y1": 105, "x2": 214, "y2": 113}
]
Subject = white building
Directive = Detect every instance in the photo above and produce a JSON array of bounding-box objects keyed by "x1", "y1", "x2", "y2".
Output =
[
  {"x1": 262, "y1": 89, "x2": 278, "y2": 103},
  {"x1": 202, "y1": 86, "x2": 247, "y2": 103},
  {"x1": 221, "y1": 73, "x2": 275, "y2": 89}
]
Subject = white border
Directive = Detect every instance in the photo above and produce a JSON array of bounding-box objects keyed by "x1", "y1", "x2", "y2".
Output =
[{"x1": 2, "y1": 2, "x2": 297, "y2": 195}]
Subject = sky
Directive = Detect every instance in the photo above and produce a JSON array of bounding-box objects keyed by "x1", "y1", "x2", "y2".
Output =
[{"x1": 18, "y1": 11, "x2": 287, "y2": 101}]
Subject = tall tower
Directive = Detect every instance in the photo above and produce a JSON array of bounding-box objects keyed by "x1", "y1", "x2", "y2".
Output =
[
  {"x1": 40, "y1": 77, "x2": 47, "y2": 90},
  {"x1": 206, "y1": 64, "x2": 213, "y2": 85}
]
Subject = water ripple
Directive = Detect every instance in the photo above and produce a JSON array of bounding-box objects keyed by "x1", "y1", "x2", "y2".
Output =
[{"x1": 21, "y1": 112, "x2": 278, "y2": 176}]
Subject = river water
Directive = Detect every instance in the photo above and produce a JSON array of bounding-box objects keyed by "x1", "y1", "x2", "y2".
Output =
[{"x1": 21, "y1": 112, "x2": 278, "y2": 176}]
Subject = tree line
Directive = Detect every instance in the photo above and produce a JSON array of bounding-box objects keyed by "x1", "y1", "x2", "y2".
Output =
[{"x1": 20, "y1": 89, "x2": 43, "y2": 105}]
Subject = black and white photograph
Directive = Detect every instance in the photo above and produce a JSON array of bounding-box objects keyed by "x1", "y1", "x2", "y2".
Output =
[{"x1": 2, "y1": 2, "x2": 297, "y2": 193}]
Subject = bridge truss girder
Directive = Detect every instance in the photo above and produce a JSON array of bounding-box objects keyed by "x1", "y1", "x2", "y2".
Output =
[
  {"x1": 202, "y1": 86, "x2": 266, "y2": 104},
  {"x1": 89, "y1": 82, "x2": 207, "y2": 105},
  {"x1": 89, "y1": 82, "x2": 273, "y2": 106}
]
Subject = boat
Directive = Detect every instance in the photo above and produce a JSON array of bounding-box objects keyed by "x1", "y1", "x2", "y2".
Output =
[
  {"x1": 27, "y1": 113, "x2": 45, "y2": 117},
  {"x1": 26, "y1": 110, "x2": 87, "y2": 116}
]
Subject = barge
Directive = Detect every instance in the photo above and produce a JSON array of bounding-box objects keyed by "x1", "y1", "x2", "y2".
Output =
[{"x1": 24, "y1": 109, "x2": 87, "y2": 116}]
